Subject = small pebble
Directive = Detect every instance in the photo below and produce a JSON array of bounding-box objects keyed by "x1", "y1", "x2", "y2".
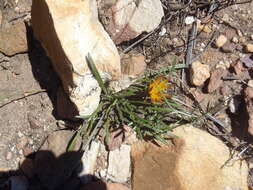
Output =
[
  {"x1": 239, "y1": 37, "x2": 246, "y2": 43},
  {"x1": 215, "y1": 35, "x2": 227, "y2": 48},
  {"x1": 18, "y1": 131, "x2": 23, "y2": 138},
  {"x1": 248, "y1": 80, "x2": 253, "y2": 88},
  {"x1": 245, "y1": 44, "x2": 253, "y2": 53},
  {"x1": 159, "y1": 27, "x2": 166, "y2": 36},
  {"x1": 232, "y1": 36, "x2": 239, "y2": 43},
  {"x1": 237, "y1": 29, "x2": 243, "y2": 37},
  {"x1": 190, "y1": 61, "x2": 210, "y2": 86},
  {"x1": 229, "y1": 97, "x2": 240, "y2": 114},
  {"x1": 6, "y1": 152, "x2": 12, "y2": 161},
  {"x1": 251, "y1": 34, "x2": 253, "y2": 40},
  {"x1": 185, "y1": 16, "x2": 195, "y2": 25}
]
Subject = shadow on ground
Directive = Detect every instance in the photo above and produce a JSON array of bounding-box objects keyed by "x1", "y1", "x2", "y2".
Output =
[
  {"x1": 0, "y1": 150, "x2": 107, "y2": 190},
  {"x1": 25, "y1": 22, "x2": 80, "y2": 122}
]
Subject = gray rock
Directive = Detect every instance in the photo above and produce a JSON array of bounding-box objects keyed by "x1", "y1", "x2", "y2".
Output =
[
  {"x1": 106, "y1": 0, "x2": 164, "y2": 44},
  {"x1": 107, "y1": 144, "x2": 131, "y2": 183}
]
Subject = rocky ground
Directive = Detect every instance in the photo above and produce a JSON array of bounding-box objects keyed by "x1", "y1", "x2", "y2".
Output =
[{"x1": 0, "y1": 0, "x2": 253, "y2": 190}]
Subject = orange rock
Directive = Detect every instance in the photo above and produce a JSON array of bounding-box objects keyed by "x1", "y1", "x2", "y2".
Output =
[{"x1": 131, "y1": 126, "x2": 248, "y2": 190}]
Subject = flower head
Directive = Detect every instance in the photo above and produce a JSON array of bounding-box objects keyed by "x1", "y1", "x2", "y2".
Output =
[{"x1": 148, "y1": 76, "x2": 172, "y2": 103}]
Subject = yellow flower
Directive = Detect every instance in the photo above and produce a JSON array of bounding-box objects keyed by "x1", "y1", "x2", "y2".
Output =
[{"x1": 148, "y1": 76, "x2": 172, "y2": 103}]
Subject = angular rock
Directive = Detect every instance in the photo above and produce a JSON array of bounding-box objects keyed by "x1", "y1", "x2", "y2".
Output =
[
  {"x1": 245, "y1": 43, "x2": 253, "y2": 53},
  {"x1": 244, "y1": 87, "x2": 253, "y2": 136},
  {"x1": 80, "y1": 181, "x2": 130, "y2": 190},
  {"x1": 215, "y1": 35, "x2": 227, "y2": 48},
  {"x1": 248, "y1": 80, "x2": 253, "y2": 88},
  {"x1": 0, "y1": 21, "x2": 28, "y2": 56},
  {"x1": 31, "y1": 0, "x2": 121, "y2": 116},
  {"x1": 231, "y1": 36, "x2": 239, "y2": 43},
  {"x1": 106, "y1": 0, "x2": 164, "y2": 44},
  {"x1": 221, "y1": 42, "x2": 236, "y2": 53},
  {"x1": 190, "y1": 61, "x2": 210, "y2": 86},
  {"x1": 107, "y1": 144, "x2": 131, "y2": 183},
  {"x1": 240, "y1": 54, "x2": 253, "y2": 68},
  {"x1": 131, "y1": 125, "x2": 248, "y2": 190},
  {"x1": 207, "y1": 68, "x2": 227, "y2": 93},
  {"x1": 121, "y1": 54, "x2": 146, "y2": 77},
  {"x1": 231, "y1": 61, "x2": 244, "y2": 75}
]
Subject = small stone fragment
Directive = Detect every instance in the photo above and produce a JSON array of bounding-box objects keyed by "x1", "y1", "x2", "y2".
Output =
[
  {"x1": 251, "y1": 34, "x2": 253, "y2": 40},
  {"x1": 232, "y1": 61, "x2": 244, "y2": 75},
  {"x1": 237, "y1": 29, "x2": 243, "y2": 37},
  {"x1": 240, "y1": 54, "x2": 253, "y2": 68},
  {"x1": 27, "y1": 112, "x2": 41, "y2": 129},
  {"x1": 0, "y1": 21, "x2": 28, "y2": 56},
  {"x1": 121, "y1": 54, "x2": 146, "y2": 77},
  {"x1": 190, "y1": 61, "x2": 210, "y2": 86},
  {"x1": 6, "y1": 151, "x2": 12, "y2": 161},
  {"x1": 248, "y1": 80, "x2": 253, "y2": 88},
  {"x1": 229, "y1": 97, "x2": 241, "y2": 114},
  {"x1": 239, "y1": 37, "x2": 246, "y2": 43},
  {"x1": 232, "y1": 36, "x2": 239, "y2": 43},
  {"x1": 190, "y1": 88, "x2": 205, "y2": 102},
  {"x1": 107, "y1": 144, "x2": 131, "y2": 183},
  {"x1": 207, "y1": 68, "x2": 228, "y2": 93},
  {"x1": 245, "y1": 43, "x2": 253, "y2": 53},
  {"x1": 221, "y1": 43, "x2": 236, "y2": 53},
  {"x1": 215, "y1": 35, "x2": 227, "y2": 48},
  {"x1": 185, "y1": 16, "x2": 195, "y2": 25}
]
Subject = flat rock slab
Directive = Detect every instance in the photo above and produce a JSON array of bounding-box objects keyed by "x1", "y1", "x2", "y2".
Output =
[
  {"x1": 131, "y1": 125, "x2": 248, "y2": 190},
  {"x1": 107, "y1": 144, "x2": 131, "y2": 183}
]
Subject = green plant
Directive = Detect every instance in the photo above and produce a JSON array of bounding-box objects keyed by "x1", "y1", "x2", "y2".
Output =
[{"x1": 67, "y1": 54, "x2": 197, "y2": 151}]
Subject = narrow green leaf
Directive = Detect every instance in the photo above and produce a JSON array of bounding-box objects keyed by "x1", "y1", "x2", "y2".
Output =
[
  {"x1": 86, "y1": 53, "x2": 108, "y2": 94},
  {"x1": 66, "y1": 131, "x2": 80, "y2": 152}
]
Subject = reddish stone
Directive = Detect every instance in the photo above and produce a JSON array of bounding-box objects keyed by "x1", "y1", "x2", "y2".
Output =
[{"x1": 207, "y1": 68, "x2": 228, "y2": 93}]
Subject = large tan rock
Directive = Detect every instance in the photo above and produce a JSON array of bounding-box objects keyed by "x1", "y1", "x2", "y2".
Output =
[
  {"x1": 31, "y1": 0, "x2": 121, "y2": 116},
  {"x1": 131, "y1": 125, "x2": 248, "y2": 190}
]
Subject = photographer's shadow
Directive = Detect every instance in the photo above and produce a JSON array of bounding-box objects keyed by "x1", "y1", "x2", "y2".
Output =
[{"x1": 0, "y1": 150, "x2": 107, "y2": 190}]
